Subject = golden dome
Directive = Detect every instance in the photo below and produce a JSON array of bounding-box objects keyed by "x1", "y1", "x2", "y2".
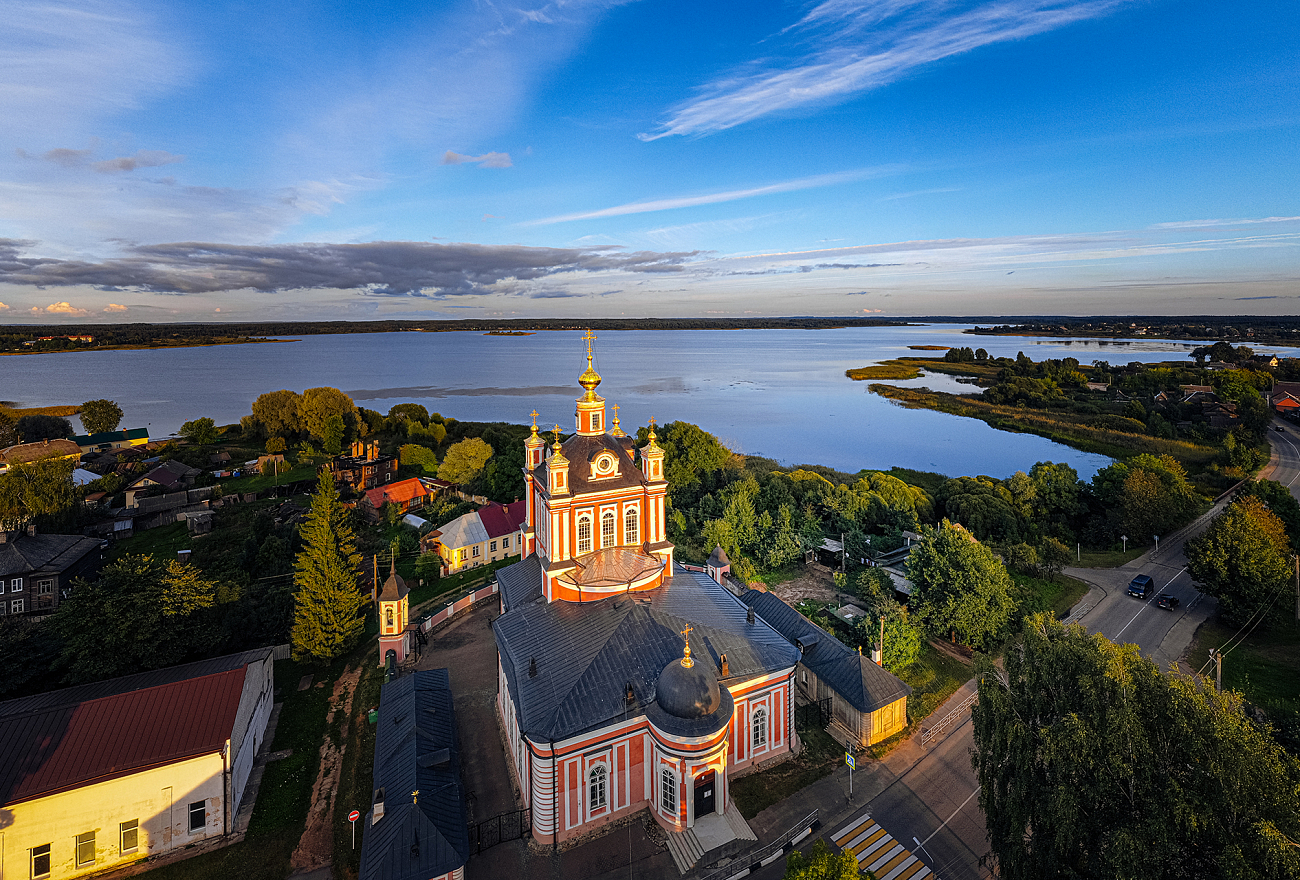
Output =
[{"x1": 578, "y1": 329, "x2": 602, "y2": 398}]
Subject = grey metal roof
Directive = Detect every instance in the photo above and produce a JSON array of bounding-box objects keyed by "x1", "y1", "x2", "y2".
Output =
[
  {"x1": 0, "y1": 532, "x2": 100, "y2": 579},
  {"x1": 497, "y1": 553, "x2": 543, "y2": 611},
  {"x1": 533, "y1": 433, "x2": 647, "y2": 498},
  {"x1": 740, "y1": 591, "x2": 910, "y2": 713},
  {"x1": 359, "y1": 669, "x2": 468, "y2": 880},
  {"x1": 493, "y1": 563, "x2": 798, "y2": 742},
  {"x1": 0, "y1": 648, "x2": 275, "y2": 718},
  {"x1": 435, "y1": 510, "x2": 488, "y2": 550}
]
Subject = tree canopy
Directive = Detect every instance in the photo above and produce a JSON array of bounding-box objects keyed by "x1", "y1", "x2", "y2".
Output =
[
  {"x1": 1186, "y1": 496, "x2": 1293, "y2": 627},
  {"x1": 974, "y1": 614, "x2": 1300, "y2": 880},
  {"x1": 398, "y1": 443, "x2": 439, "y2": 475},
  {"x1": 908, "y1": 522, "x2": 1015, "y2": 650},
  {"x1": 78, "y1": 398, "x2": 123, "y2": 434},
  {"x1": 0, "y1": 457, "x2": 76, "y2": 530},
  {"x1": 250, "y1": 389, "x2": 302, "y2": 438},
  {"x1": 180, "y1": 417, "x2": 219, "y2": 445},
  {"x1": 291, "y1": 471, "x2": 366, "y2": 663},
  {"x1": 782, "y1": 839, "x2": 863, "y2": 880},
  {"x1": 15, "y1": 413, "x2": 72, "y2": 442},
  {"x1": 438, "y1": 436, "x2": 493, "y2": 486}
]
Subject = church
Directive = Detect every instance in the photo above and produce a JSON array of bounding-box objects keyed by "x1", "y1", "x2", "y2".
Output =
[{"x1": 491, "y1": 333, "x2": 801, "y2": 854}]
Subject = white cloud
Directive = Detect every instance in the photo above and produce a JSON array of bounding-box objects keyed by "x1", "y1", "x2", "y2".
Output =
[
  {"x1": 640, "y1": 0, "x2": 1131, "y2": 139},
  {"x1": 443, "y1": 150, "x2": 513, "y2": 168},
  {"x1": 0, "y1": 302, "x2": 9, "y2": 310},
  {"x1": 93, "y1": 150, "x2": 184, "y2": 174},
  {"x1": 34, "y1": 301, "x2": 91, "y2": 317},
  {"x1": 524, "y1": 168, "x2": 902, "y2": 225},
  {"x1": 103, "y1": 303, "x2": 127, "y2": 312}
]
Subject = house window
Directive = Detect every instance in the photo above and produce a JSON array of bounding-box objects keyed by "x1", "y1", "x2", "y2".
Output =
[
  {"x1": 120, "y1": 819, "x2": 139, "y2": 854},
  {"x1": 189, "y1": 801, "x2": 205, "y2": 832},
  {"x1": 385, "y1": 607, "x2": 394, "y2": 630},
  {"x1": 457, "y1": 549, "x2": 465, "y2": 562},
  {"x1": 601, "y1": 510, "x2": 615, "y2": 548},
  {"x1": 9, "y1": 578, "x2": 20, "y2": 591},
  {"x1": 588, "y1": 764, "x2": 608, "y2": 810},
  {"x1": 577, "y1": 515, "x2": 593, "y2": 555},
  {"x1": 472, "y1": 545, "x2": 480, "y2": 558},
  {"x1": 660, "y1": 767, "x2": 676, "y2": 815},
  {"x1": 624, "y1": 507, "x2": 638, "y2": 545},
  {"x1": 752, "y1": 707, "x2": 768, "y2": 751},
  {"x1": 31, "y1": 844, "x2": 51, "y2": 879},
  {"x1": 502, "y1": 536, "x2": 509, "y2": 548},
  {"x1": 490, "y1": 541, "x2": 497, "y2": 552},
  {"x1": 38, "y1": 580, "x2": 53, "y2": 594},
  {"x1": 10, "y1": 599, "x2": 23, "y2": 614},
  {"x1": 76, "y1": 831, "x2": 95, "y2": 867}
]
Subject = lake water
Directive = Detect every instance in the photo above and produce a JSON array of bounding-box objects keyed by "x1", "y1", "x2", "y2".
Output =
[{"x1": 7, "y1": 325, "x2": 1295, "y2": 480}]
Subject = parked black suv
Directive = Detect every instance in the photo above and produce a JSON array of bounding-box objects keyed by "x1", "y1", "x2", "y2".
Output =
[{"x1": 1128, "y1": 574, "x2": 1154, "y2": 599}]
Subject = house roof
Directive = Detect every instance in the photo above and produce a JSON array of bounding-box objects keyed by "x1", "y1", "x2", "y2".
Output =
[
  {"x1": 708, "y1": 545, "x2": 731, "y2": 567},
  {"x1": 379, "y1": 564, "x2": 409, "y2": 603},
  {"x1": 1274, "y1": 381, "x2": 1300, "y2": 400},
  {"x1": 359, "y1": 669, "x2": 468, "y2": 880},
  {"x1": 497, "y1": 553, "x2": 544, "y2": 610},
  {"x1": 493, "y1": 563, "x2": 798, "y2": 742},
  {"x1": 435, "y1": 510, "x2": 488, "y2": 551},
  {"x1": 477, "y1": 500, "x2": 526, "y2": 540},
  {"x1": 0, "y1": 532, "x2": 100, "y2": 579},
  {"x1": 132, "y1": 458, "x2": 200, "y2": 490},
  {"x1": 0, "y1": 652, "x2": 264, "y2": 806},
  {"x1": 70, "y1": 429, "x2": 148, "y2": 447},
  {"x1": 364, "y1": 478, "x2": 429, "y2": 510},
  {"x1": 740, "y1": 591, "x2": 911, "y2": 714},
  {"x1": 0, "y1": 439, "x2": 82, "y2": 466},
  {"x1": 532, "y1": 433, "x2": 647, "y2": 498}
]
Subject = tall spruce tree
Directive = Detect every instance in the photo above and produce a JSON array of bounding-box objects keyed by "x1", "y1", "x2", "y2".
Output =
[{"x1": 291, "y1": 470, "x2": 365, "y2": 663}]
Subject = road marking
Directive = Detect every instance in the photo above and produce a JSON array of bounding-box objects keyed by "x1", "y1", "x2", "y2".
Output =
[
  {"x1": 833, "y1": 814, "x2": 931, "y2": 879},
  {"x1": 1112, "y1": 568, "x2": 1187, "y2": 640},
  {"x1": 1274, "y1": 427, "x2": 1300, "y2": 487},
  {"x1": 919, "y1": 785, "x2": 981, "y2": 848}
]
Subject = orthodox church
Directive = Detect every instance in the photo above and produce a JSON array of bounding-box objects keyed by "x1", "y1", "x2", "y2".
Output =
[{"x1": 492, "y1": 333, "x2": 801, "y2": 853}]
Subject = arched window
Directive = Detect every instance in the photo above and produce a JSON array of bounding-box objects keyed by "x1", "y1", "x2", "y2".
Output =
[
  {"x1": 601, "y1": 510, "x2": 616, "y2": 548},
  {"x1": 385, "y1": 607, "x2": 394, "y2": 630},
  {"x1": 660, "y1": 767, "x2": 677, "y2": 815},
  {"x1": 624, "y1": 506, "x2": 639, "y2": 545},
  {"x1": 577, "y1": 514, "x2": 592, "y2": 555},
  {"x1": 752, "y1": 707, "x2": 768, "y2": 751},
  {"x1": 589, "y1": 764, "x2": 607, "y2": 809}
]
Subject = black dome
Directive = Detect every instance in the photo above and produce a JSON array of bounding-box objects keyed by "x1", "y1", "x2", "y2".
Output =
[{"x1": 657, "y1": 657, "x2": 721, "y2": 719}]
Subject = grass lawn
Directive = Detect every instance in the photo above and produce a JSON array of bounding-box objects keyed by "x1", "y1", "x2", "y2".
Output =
[
  {"x1": 333, "y1": 660, "x2": 384, "y2": 877},
  {"x1": 408, "y1": 557, "x2": 515, "y2": 609},
  {"x1": 219, "y1": 456, "x2": 329, "y2": 495},
  {"x1": 1011, "y1": 573, "x2": 1092, "y2": 619},
  {"x1": 1076, "y1": 546, "x2": 1150, "y2": 568},
  {"x1": 1187, "y1": 618, "x2": 1300, "y2": 734},
  {"x1": 731, "y1": 715, "x2": 842, "y2": 819},
  {"x1": 896, "y1": 642, "x2": 974, "y2": 732},
  {"x1": 106, "y1": 520, "x2": 191, "y2": 561}
]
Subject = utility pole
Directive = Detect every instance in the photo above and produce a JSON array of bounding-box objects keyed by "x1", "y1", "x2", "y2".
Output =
[
  {"x1": 1210, "y1": 647, "x2": 1222, "y2": 692},
  {"x1": 879, "y1": 616, "x2": 885, "y2": 668},
  {"x1": 1294, "y1": 555, "x2": 1298, "y2": 624},
  {"x1": 841, "y1": 533, "x2": 846, "y2": 573}
]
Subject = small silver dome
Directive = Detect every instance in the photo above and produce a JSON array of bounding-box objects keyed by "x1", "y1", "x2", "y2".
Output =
[{"x1": 657, "y1": 657, "x2": 721, "y2": 719}]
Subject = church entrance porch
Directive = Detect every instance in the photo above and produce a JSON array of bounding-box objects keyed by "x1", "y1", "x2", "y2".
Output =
[
  {"x1": 662, "y1": 802, "x2": 758, "y2": 875},
  {"x1": 694, "y1": 769, "x2": 716, "y2": 818}
]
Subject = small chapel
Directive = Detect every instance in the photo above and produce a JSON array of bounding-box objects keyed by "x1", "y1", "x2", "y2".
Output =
[{"x1": 491, "y1": 333, "x2": 801, "y2": 861}]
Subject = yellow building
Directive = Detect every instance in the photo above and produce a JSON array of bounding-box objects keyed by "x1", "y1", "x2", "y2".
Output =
[{"x1": 0, "y1": 649, "x2": 274, "y2": 879}]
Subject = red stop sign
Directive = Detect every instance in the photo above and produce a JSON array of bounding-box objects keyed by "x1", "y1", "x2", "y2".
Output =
[{"x1": 348, "y1": 810, "x2": 360, "y2": 822}]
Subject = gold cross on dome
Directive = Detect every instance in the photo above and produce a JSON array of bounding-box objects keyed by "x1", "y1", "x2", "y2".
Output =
[
  {"x1": 412, "y1": 789, "x2": 419, "y2": 804},
  {"x1": 583, "y1": 328, "x2": 597, "y2": 355},
  {"x1": 530, "y1": 409, "x2": 539, "y2": 429},
  {"x1": 680, "y1": 624, "x2": 694, "y2": 667},
  {"x1": 680, "y1": 623, "x2": 692, "y2": 641},
  {"x1": 613, "y1": 404, "x2": 619, "y2": 418}
]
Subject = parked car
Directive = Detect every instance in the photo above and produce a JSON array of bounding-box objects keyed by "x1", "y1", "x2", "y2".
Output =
[
  {"x1": 1155, "y1": 593, "x2": 1180, "y2": 610},
  {"x1": 1128, "y1": 574, "x2": 1154, "y2": 599}
]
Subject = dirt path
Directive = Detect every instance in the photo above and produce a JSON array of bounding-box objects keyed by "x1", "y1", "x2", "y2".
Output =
[
  {"x1": 290, "y1": 664, "x2": 363, "y2": 875},
  {"x1": 770, "y1": 563, "x2": 843, "y2": 606}
]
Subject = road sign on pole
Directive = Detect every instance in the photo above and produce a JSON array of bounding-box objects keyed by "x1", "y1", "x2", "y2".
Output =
[
  {"x1": 349, "y1": 810, "x2": 360, "y2": 849},
  {"x1": 846, "y1": 751, "x2": 855, "y2": 799}
]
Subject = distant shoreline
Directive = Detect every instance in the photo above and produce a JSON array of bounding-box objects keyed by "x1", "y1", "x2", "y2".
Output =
[{"x1": 0, "y1": 338, "x2": 290, "y2": 357}]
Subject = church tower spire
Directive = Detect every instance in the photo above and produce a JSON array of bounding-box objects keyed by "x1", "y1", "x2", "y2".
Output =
[{"x1": 574, "y1": 329, "x2": 608, "y2": 436}]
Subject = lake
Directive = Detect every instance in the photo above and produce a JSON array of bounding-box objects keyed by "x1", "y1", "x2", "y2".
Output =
[{"x1": 7, "y1": 325, "x2": 1293, "y2": 480}]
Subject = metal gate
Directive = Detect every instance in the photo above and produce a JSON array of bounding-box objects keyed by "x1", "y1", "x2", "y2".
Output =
[
  {"x1": 795, "y1": 698, "x2": 832, "y2": 729},
  {"x1": 468, "y1": 808, "x2": 531, "y2": 854}
]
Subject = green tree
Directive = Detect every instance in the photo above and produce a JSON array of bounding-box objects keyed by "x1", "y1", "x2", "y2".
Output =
[
  {"x1": 0, "y1": 411, "x2": 16, "y2": 447},
  {"x1": 291, "y1": 471, "x2": 366, "y2": 663},
  {"x1": 15, "y1": 413, "x2": 72, "y2": 442},
  {"x1": 78, "y1": 398, "x2": 123, "y2": 433},
  {"x1": 1037, "y1": 536, "x2": 1072, "y2": 579},
  {"x1": 438, "y1": 436, "x2": 493, "y2": 485},
  {"x1": 179, "y1": 416, "x2": 219, "y2": 445},
  {"x1": 783, "y1": 839, "x2": 864, "y2": 880},
  {"x1": 251, "y1": 389, "x2": 302, "y2": 438},
  {"x1": 639, "y1": 421, "x2": 730, "y2": 495},
  {"x1": 908, "y1": 522, "x2": 1015, "y2": 650},
  {"x1": 0, "y1": 457, "x2": 76, "y2": 529},
  {"x1": 1186, "y1": 496, "x2": 1292, "y2": 626},
  {"x1": 399, "y1": 443, "x2": 439, "y2": 475},
  {"x1": 974, "y1": 614, "x2": 1300, "y2": 880},
  {"x1": 857, "y1": 597, "x2": 922, "y2": 673},
  {"x1": 266, "y1": 436, "x2": 287, "y2": 454},
  {"x1": 387, "y1": 403, "x2": 429, "y2": 426},
  {"x1": 300, "y1": 387, "x2": 358, "y2": 448}
]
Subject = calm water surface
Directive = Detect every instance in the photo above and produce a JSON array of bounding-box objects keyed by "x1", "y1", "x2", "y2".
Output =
[{"x1": 9, "y1": 326, "x2": 1295, "y2": 480}]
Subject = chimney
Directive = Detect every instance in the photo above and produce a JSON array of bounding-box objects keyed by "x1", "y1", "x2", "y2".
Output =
[
  {"x1": 719, "y1": 654, "x2": 729, "y2": 677},
  {"x1": 746, "y1": 606, "x2": 755, "y2": 626},
  {"x1": 26, "y1": 524, "x2": 36, "y2": 537}
]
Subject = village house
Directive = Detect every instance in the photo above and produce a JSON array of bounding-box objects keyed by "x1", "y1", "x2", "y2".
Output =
[
  {"x1": 0, "y1": 648, "x2": 275, "y2": 880},
  {"x1": 430, "y1": 499, "x2": 526, "y2": 576},
  {"x1": 359, "y1": 669, "x2": 469, "y2": 880},
  {"x1": 323, "y1": 440, "x2": 397, "y2": 492},
  {"x1": 360, "y1": 477, "x2": 431, "y2": 523},
  {"x1": 124, "y1": 459, "x2": 201, "y2": 508},
  {"x1": 739, "y1": 591, "x2": 911, "y2": 749},
  {"x1": 0, "y1": 527, "x2": 102, "y2": 616},
  {"x1": 0, "y1": 439, "x2": 83, "y2": 475},
  {"x1": 69, "y1": 428, "x2": 149, "y2": 454}
]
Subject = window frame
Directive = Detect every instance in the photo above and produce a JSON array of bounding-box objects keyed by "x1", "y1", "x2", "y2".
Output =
[
  {"x1": 752, "y1": 706, "x2": 769, "y2": 751},
  {"x1": 601, "y1": 510, "x2": 616, "y2": 548},
  {"x1": 660, "y1": 767, "x2": 677, "y2": 815},
  {"x1": 31, "y1": 843, "x2": 52, "y2": 879},
  {"x1": 624, "y1": 506, "x2": 638, "y2": 545},
  {"x1": 588, "y1": 763, "x2": 608, "y2": 811},
  {"x1": 472, "y1": 544, "x2": 480, "y2": 558},
  {"x1": 120, "y1": 819, "x2": 139, "y2": 854},
  {"x1": 188, "y1": 800, "x2": 206, "y2": 833},
  {"x1": 576, "y1": 514, "x2": 593, "y2": 555},
  {"x1": 75, "y1": 831, "x2": 95, "y2": 868},
  {"x1": 10, "y1": 577, "x2": 21, "y2": 592},
  {"x1": 11, "y1": 598, "x2": 23, "y2": 614}
]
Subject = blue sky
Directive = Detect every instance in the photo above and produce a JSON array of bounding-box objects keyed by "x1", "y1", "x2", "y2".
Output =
[{"x1": 1, "y1": 0, "x2": 1297, "y2": 321}]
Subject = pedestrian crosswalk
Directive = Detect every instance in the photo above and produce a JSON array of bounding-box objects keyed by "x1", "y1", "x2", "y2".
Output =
[{"x1": 832, "y1": 813, "x2": 932, "y2": 880}]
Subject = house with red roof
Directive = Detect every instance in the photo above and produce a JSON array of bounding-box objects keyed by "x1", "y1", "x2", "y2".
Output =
[
  {"x1": 1272, "y1": 389, "x2": 1300, "y2": 415},
  {"x1": 428, "y1": 500, "x2": 526, "y2": 575},
  {"x1": 0, "y1": 648, "x2": 275, "y2": 879},
  {"x1": 359, "y1": 477, "x2": 431, "y2": 523}
]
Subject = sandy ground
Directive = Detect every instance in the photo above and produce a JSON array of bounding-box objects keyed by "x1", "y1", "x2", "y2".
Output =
[
  {"x1": 768, "y1": 563, "x2": 844, "y2": 606},
  {"x1": 290, "y1": 665, "x2": 362, "y2": 874}
]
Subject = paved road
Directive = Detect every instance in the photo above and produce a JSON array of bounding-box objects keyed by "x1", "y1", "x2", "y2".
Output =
[{"x1": 1263, "y1": 416, "x2": 1300, "y2": 500}]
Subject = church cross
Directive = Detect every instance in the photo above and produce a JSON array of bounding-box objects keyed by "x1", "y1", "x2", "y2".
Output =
[
  {"x1": 412, "y1": 789, "x2": 419, "y2": 804},
  {"x1": 530, "y1": 409, "x2": 539, "y2": 429},
  {"x1": 679, "y1": 624, "x2": 694, "y2": 668},
  {"x1": 613, "y1": 404, "x2": 619, "y2": 419},
  {"x1": 583, "y1": 328, "x2": 597, "y2": 355}
]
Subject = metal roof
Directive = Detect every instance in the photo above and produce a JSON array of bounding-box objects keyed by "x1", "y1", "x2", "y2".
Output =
[
  {"x1": 532, "y1": 433, "x2": 647, "y2": 497},
  {"x1": 476, "y1": 500, "x2": 525, "y2": 540},
  {"x1": 740, "y1": 591, "x2": 911, "y2": 714},
  {"x1": 493, "y1": 563, "x2": 798, "y2": 742},
  {"x1": 434, "y1": 511, "x2": 488, "y2": 550},
  {"x1": 359, "y1": 669, "x2": 468, "y2": 880},
  {"x1": 0, "y1": 667, "x2": 249, "y2": 806},
  {"x1": 0, "y1": 532, "x2": 100, "y2": 579},
  {"x1": 497, "y1": 553, "x2": 543, "y2": 610}
]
